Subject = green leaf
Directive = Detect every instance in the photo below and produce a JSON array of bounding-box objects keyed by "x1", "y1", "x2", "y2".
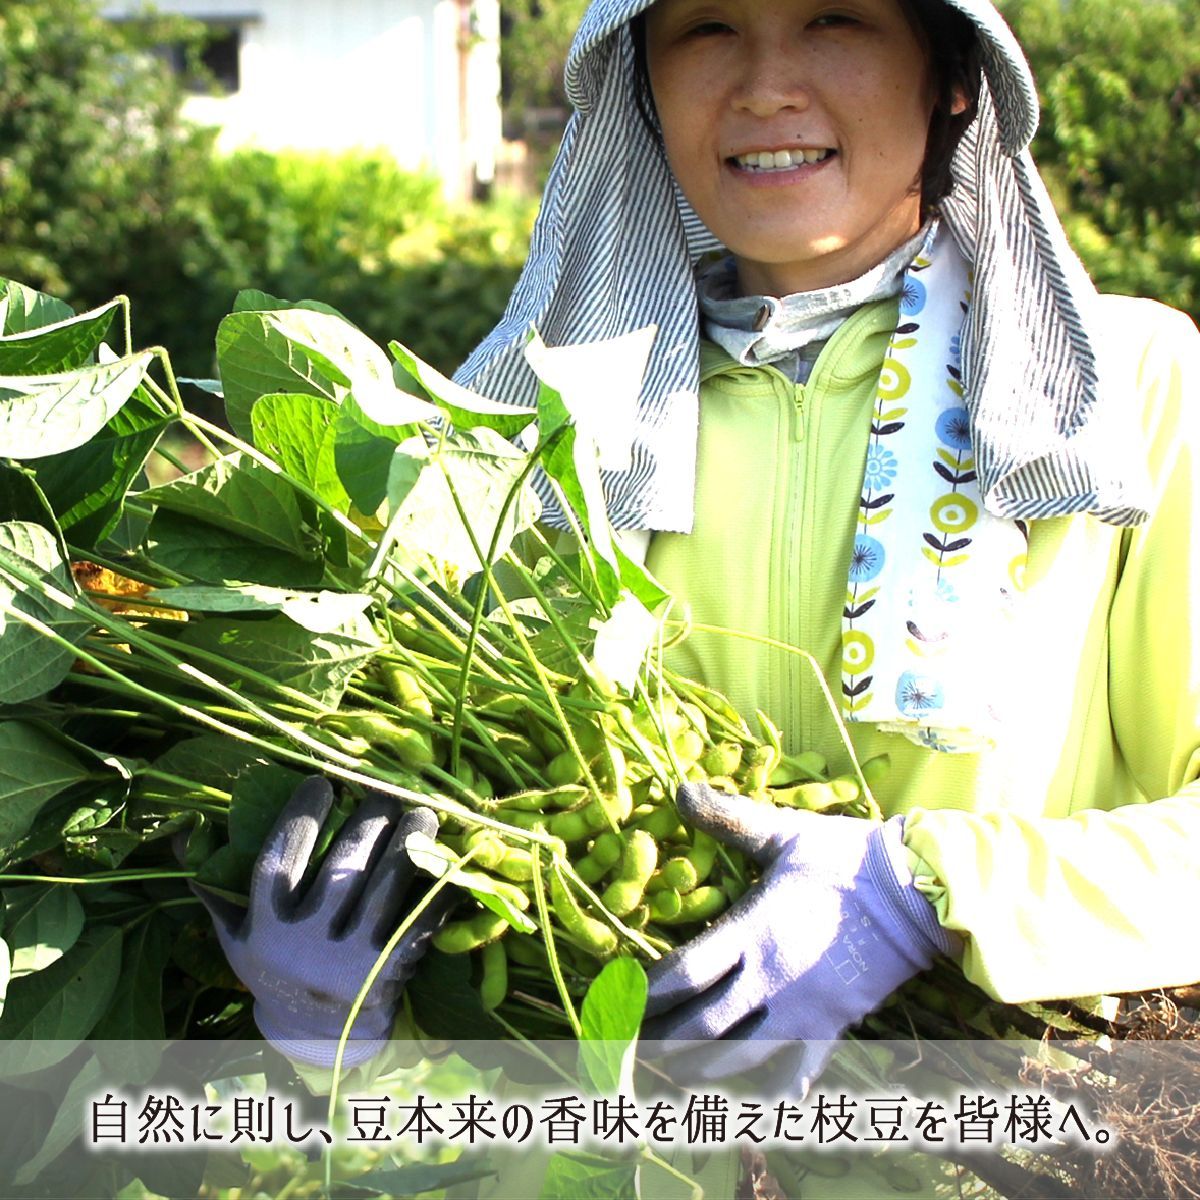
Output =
[
  {"x1": 141, "y1": 452, "x2": 319, "y2": 559},
  {"x1": 232, "y1": 289, "x2": 350, "y2": 322},
  {"x1": 406, "y1": 948, "x2": 504, "y2": 1040},
  {"x1": 347, "y1": 1159, "x2": 498, "y2": 1197},
  {"x1": 390, "y1": 340, "x2": 536, "y2": 437},
  {"x1": 0, "y1": 298, "x2": 120, "y2": 374},
  {"x1": 404, "y1": 832, "x2": 537, "y2": 934},
  {"x1": 578, "y1": 958, "x2": 647, "y2": 1095},
  {"x1": 149, "y1": 584, "x2": 373, "y2": 633},
  {"x1": 153, "y1": 735, "x2": 269, "y2": 793},
  {"x1": 31, "y1": 385, "x2": 171, "y2": 545},
  {"x1": 539, "y1": 1152, "x2": 639, "y2": 1200},
  {"x1": 0, "y1": 925, "x2": 122, "y2": 1076},
  {"x1": 0, "y1": 520, "x2": 94, "y2": 702},
  {"x1": 529, "y1": 346, "x2": 668, "y2": 614},
  {"x1": 379, "y1": 428, "x2": 541, "y2": 578},
  {"x1": 217, "y1": 307, "x2": 397, "y2": 443},
  {"x1": 0, "y1": 279, "x2": 74, "y2": 334},
  {"x1": 0, "y1": 462, "x2": 62, "y2": 532},
  {"x1": 0, "y1": 349, "x2": 154, "y2": 459},
  {"x1": 250, "y1": 392, "x2": 351, "y2": 510},
  {"x1": 332, "y1": 411, "x2": 422, "y2": 516},
  {"x1": 228, "y1": 763, "x2": 305, "y2": 859},
  {"x1": 10, "y1": 1054, "x2": 106, "y2": 1188},
  {"x1": 90, "y1": 915, "x2": 176, "y2": 1040},
  {"x1": 0, "y1": 723, "x2": 91, "y2": 851},
  {"x1": 145, "y1": 509, "x2": 325, "y2": 588},
  {"x1": 2, "y1": 885, "x2": 85, "y2": 979},
  {"x1": 176, "y1": 611, "x2": 381, "y2": 708}
]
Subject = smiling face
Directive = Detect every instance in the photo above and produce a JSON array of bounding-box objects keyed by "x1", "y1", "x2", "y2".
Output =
[{"x1": 644, "y1": 0, "x2": 940, "y2": 297}]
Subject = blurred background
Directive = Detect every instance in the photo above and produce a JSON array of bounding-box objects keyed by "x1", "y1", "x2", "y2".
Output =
[{"x1": 1, "y1": 0, "x2": 1196, "y2": 381}]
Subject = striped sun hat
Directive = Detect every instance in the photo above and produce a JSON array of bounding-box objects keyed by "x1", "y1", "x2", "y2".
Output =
[{"x1": 454, "y1": 0, "x2": 1151, "y2": 532}]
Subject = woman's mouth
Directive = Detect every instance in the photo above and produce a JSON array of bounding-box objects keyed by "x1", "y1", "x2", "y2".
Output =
[{"x1": 730, "y1": 148, "x2": 835, "y2": 172}]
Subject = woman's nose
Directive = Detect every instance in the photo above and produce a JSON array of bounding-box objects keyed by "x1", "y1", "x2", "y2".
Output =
[{"x1": 731, "y1": 45, "x2": 812, "y2": 117}]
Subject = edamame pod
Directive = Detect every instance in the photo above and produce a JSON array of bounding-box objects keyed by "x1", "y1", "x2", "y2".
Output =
[
  {"x1": 545, "y1": 750, "x2": 586, "y2": 786},
  {"x1": 631, "y1": 806, "x2": 687, "y2": 843},
  {"x1": 648, "y1": 889, "x2": 682, "y2": 921},
  {"x1": 550, "y1": 871, "x2": 617, "y2": 958},
  {"x1": 433, "y1": 910, "x2": 510, "y2": 954},
  {"x1": 699, "y1": 741, "x2": 743, "y2": 778},
  {"x1": 505, "y1": 934, "x2": 549, "y2": 969},
  {"x1": 654, "y1": 886, "x2": 727, "y2": 925},
  {"x1": 478, "y1": 939, "x2": 508, "y2": 1012},
  {"x1": 325, "y1": 712, "x2": 435, "y2": 769},
  {"x1": 600, "y1": 830, "x2": 658, "y2": 917},
  {"x1": 381, "y1": 665, "x2": 434, "y2": 721},
  {"x1": 573, "y1": 831, "x2": 624, "y2": 883}
]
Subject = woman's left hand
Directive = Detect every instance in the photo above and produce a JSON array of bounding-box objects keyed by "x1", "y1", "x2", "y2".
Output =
[{"x1": 642, "y1": 782, "x2": 959, "y2": 1092}]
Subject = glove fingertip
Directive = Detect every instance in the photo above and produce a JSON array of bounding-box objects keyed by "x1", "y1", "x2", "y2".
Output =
[
  {"x1": 400, "y1": 806, "x2": 439, "y2": 839},
  {"x1": 674, "y1": 780, "x2": 729, "y2": 826}
]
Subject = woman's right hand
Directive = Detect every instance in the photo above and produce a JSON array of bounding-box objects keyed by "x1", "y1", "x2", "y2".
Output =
[{"x1": 191, "y1": 776, "x2": 450, "y2": 1067}]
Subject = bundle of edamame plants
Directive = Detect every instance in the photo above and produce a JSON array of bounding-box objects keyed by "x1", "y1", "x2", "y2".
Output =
[
  {"x1": 0, "y1": 278, "x2": 1195, "y2": 1199},
  {"x1": 0, "y1": 277, "x2": 889, "y2": 1048}
]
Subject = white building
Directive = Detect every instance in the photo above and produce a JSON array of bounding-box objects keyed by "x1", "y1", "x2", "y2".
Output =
[{"x1": 101, "y1": 0, "x2": 503, "y2": 201}]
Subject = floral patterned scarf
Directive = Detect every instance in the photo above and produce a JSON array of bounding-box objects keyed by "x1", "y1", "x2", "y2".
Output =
[{"x1": 842, "y1": 222, "x2": 1028, "y2": 753}]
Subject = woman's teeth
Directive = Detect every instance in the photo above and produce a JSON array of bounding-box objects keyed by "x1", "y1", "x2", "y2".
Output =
[{"x1": 734, "y1": 148, "x2": 832, "y2": 170}]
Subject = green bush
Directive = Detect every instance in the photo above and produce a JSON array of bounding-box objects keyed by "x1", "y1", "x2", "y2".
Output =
[
  {"x1": 0, "y1": 0, "x2": 534, "y2": 382},
  {"x1": 0, "y1": 0, "x2": 215, "y2": 325},
  {"x1": 1003, "y1": 0, "x2": 1200, "y2": 322},
  {"x1": 185, "y1": 149, "x2": 535, "y2": 378}
]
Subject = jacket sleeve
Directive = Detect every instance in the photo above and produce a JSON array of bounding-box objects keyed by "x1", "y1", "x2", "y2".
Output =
[{"x1": 901, "y1": 300, "x2": 1200, "y2": 1004}]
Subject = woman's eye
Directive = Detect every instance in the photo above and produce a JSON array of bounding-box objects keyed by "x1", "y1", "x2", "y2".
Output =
[
  {"x1": 687, "y1": 20, "x2": 734, "y2": 36},
  {"x1": 812, "y1": 13, "x2": 859, "y2": 27}
]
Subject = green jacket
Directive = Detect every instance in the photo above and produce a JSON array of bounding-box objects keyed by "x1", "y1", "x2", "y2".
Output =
[{"x1": 646, "y1": 294, "x2": 1200, "y2": 1005}]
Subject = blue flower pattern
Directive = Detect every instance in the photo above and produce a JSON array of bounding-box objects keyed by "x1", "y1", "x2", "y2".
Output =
[
  {"x1": 849, "y1": 535, "x2": 886, "y2": 582},
  {"x1": 900, "y1": 275, "x2": 927, "y2": 316},
  {"x1": 895, "y1": 671, "x2": 945, "y2": 716},
  {"x1": 935, "y1": 406, "x2": 973, "y2": 451},
  {"x1": 862, "y1": 445, "x2": 898, "y2": 491}
]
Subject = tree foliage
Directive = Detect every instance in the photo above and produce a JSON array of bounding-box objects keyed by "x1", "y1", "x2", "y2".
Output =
[
  {"x1": 1002, "y1": 0, "x2": 1199, "y2": 320},
  {"x1": 0, "y1": 0, "x2": 214, "y2": 310},
  {"x1": 501, "y1": 0, "x2": 587, "y2": 118}
]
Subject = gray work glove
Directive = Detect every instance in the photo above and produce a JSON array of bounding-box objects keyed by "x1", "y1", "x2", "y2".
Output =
[
  {"x1": 192, "y1": 776, "x2": 450, "y2": 1067},
  {"x1": 642, "y1": 782, "x2": 959, "y2": 1092}
]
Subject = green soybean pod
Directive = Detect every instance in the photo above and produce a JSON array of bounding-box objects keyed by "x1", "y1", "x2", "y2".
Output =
[
  {"x1": 464, "y1": 830, "x2": 506, "y2": 870},
  {"x1": 625, "y1": 904, "x2": 651, "y2": 930},
  {"x1": 433, "y1": 910, "x2": 510, "y2": 954},
  {"x1": 699, "y1": 741, "x2": 743, "y2": 778},
  {"x1": 381, "y1": 665, "x2": 434, "y2": 721},
  {"x1": 654, "y1": 886, "x2": 727, "y2": 926},
  {"x1": 574, "y1": 831, "x2": 624, "y2": 883},
  {"x1": 828, "y1": 775, "x2": 861, "y2": 804},
  {"x1": 600, "y1": 829, "x2": 658, "y2": 917},
  {"x1": 492, "y1": 845, "x2": 535, "y2": 883},
  {"x1": 478, "y1": 939, "x2": 508, "y2": 1012},
  {"x1": 548, "y1": 808, "x2": 596, "y2": 843},
  {"x1": 549, "y1": 872, "x2": 617, "y2": 959},
  {"x1": 545, "y1": 750, "x2": 586, "y2": 787},
  {"x1": 648, "y1": 889, "x2": 682, "y2": 921},
  {"x1": 658, "y1": 857, "x2": 700, "y2": 894},
  {"x1": 773, "y1": 781, "x2": 842, "y2": 811},
  {"x1": 686, "y1": 830, "x2": 719, "y2": 883},
  {"x1": 505, "y1": 934, "x2": 549, "y2": 969},
  {"x1": 672, "y1": 728, "x2": 706, "y2": 769},
  {"x1": 631, "y1": 805, "x2": 688, "y2": 843}
]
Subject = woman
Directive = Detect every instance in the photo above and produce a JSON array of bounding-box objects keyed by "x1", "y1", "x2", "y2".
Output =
[
  {"x1": 456, "y1": 0, "x2": 1200, "y2": 1056},
  {"x1": 203, "y1": 0, "x2": 1199, "y2": 1189}
]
